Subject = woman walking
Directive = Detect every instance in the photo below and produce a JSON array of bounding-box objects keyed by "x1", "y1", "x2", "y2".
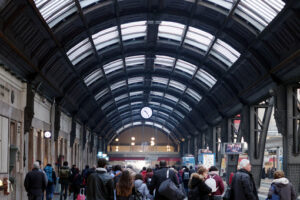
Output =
[
  {"x1": 188, "y1": 166, "x2": 212, "y2": 200},
  {"x1": 116, "y1": 170, "x2": 134, "y2": 200}
]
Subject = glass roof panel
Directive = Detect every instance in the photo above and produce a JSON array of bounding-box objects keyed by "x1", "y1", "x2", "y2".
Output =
[
  {"x1": 133, "y1": 121, "x2": 142, "y2": 126},
  {"x1": 152, "y1": 77, "x2": 169, "y2": 85},
  {"x1": 158, "y1": 21, "x2": 185, "y2": 42},
  {"x1": 34, "y1": 0, "x2": 77, "y2": 28},
  {"x1": 131, "y1": 101, "x2": 142, "y2": 106},
  {"x1": 169, "y1": 80, "x2": 186, "y2": 92},
  {"x1": 150, "y1": 91, "x2": 164, "y2": 97},
  {"x1": 174, "y1": 110, "x2": 184, "y2": 119},
  {"x1": 175, "y1": 59, "x2": 197, "y2": 76},
  {"x1": 101, "y1": 100, "x2": 113, "y2": 110},
  {"x1": 235, "y1": 0, "x2": 285, "y2": 31},
  {"x1": 95, "y1": 87, "x2": 109, "y2": 101},
  {"x1": 125, "y1": 55, "x2": 145, "y2": 66},
  {"x1": 66, "y1": 38, "x2": 93, "y2": 65},
  {"x1": 80, "y1": 0, "x2": 102, "y2": 9},
  {"x1": 121, "y1": 21, "x2": 147, "y2": 41},
  {"x1": 161, "y1": 104, "x2": 173, "y2": 111},
  {"x1": 115, "y1": 94, "x2": 128, "y2": 102},
  {"x1": 130, "y1": 91, "x2": 143, "y2": 96},
  {"x1": 164, "y1": 94, "x2": 179, "y2": 103},
  {"x1": 154, "y1": 55, "x2": 175, "y2": 67},
  {"x1": 128, "y1": 77, "x2": 144, "y2": 85},
  {"x1": 93, "y1": 26, "x2": 119, "y2": 51},
  {"x1": 186, "y1": 88, "x2": 202, "y2": 102},
  {"x1": 179, "y1": 100, "x2": 192, "y2": 111},
  {"x1": 163, "y1": 127, "x2": 171, "y2": 134},
  {"x1": 158, "y1": 111, "x2": 169, "y2": 118},
  {"x1": 84, "y1": 68, "x2": 103, "y2": 87},
  {"x1": 149, "y1": 101, "x2": 160, "y2": 106},
  {"x1": 185, "y1": 26, "x2": 214, "y2": 52},
  {"x1": 204, "y1": 0, "x2": 234, "y2": 10},
  {"x1": 195, "y1": 69, "x2": 217, "y2": 88},
  {"x1": 111, "y1": 80, "x2": 126, "y2": 91},
  {"x1": 118, "y1": 104, "x2": 128, "y2": 111},
  {"x1": 211, "y1": 39, "x2": 241, "y2": 67},
  {"x1": 103, "y1": 59, "x2": 123, "y2": 75}
]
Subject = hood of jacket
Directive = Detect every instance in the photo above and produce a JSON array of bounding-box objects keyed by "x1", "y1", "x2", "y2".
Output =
[
  {"x1": 272, "y1": 177, "x2": 289, "y2": 185},
  {"x1": 134, "y1": 179, "x2": 144, "y2": 189},
  {"x1": 188, "y1": 173, "x2": 205, "y2": 188}
]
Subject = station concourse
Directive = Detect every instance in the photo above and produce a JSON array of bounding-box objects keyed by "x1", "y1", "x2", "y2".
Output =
[{"x1": 0, "y1": 0, "x2": 299, "y2": 199}]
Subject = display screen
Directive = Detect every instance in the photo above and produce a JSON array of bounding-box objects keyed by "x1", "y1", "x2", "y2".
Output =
[{"x1": 224, "y1": 143, "x2": 243, "y2": 154}]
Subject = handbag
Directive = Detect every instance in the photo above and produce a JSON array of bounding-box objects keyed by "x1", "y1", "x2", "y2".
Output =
[
  {"x1": 222, "y1": 186, "x2": 231, "y2": 200},
  {"x1": 77, "y1": 188, "x2": 86, "y2": 200},
  {"x1": 158, "y1": 169, "x2": 185, "y2": 200}
]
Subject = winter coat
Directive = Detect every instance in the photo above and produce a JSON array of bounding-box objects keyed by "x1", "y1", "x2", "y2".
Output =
[
  {"x1": 267, "y1": 177, "x2": 296, "y2": 200},
  {"x1": 188, "y1": 173, "x2": 212, "y2": 200},
  {"x1": 44, "y1": 166, "x2": 56, "y2": 185},
  {"x1": 231, "y1": 169, "x2": 258, "y2": 200},
  {"x1": 59, "y1": 166, "x2": 71, "y2": 184},
  {"x1": 208, "y1": 171, "x2": 224, "y2": 196},
  {"x1": 86, "y1": 168, "x2": 114, "y2": 200},
  {"x1": 148, "y1": 167, "x2": 179, "y2": 200},
  {"x1": 135, "y1": 179, "x2": 151, "y2": 200},
  {"x1": 24, "y1": 168, "x2": 47, "y2": 196}
]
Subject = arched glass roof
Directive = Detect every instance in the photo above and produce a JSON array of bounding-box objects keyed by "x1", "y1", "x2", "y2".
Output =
[{"x1": 27, "y1": 0, "x2": 287, "y2": 141}]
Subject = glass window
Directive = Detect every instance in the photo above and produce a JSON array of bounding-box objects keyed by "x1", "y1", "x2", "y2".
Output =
[
  {"x1": 118, "y1": 104, "x2": 128, "y2": 111},
  {"x1": 154, "y1": 55, "x2": 175, "y2": 67},
  {"x1": 175, "y1": 59, "x2": 197, "y2": 76},
  {"x1": 174, "y1": 110, "x2": 184, "y2": 119},
  {"x1": 101, "y1": 100, "x2": 113, "y2": 110},
  {"x1": 169, "y1": 80, "x2": 186, "y2": 92},
  {"x1": 158, "y1": 111, "x2": 169, "y2": 118},
  {"x1": 162, "y1": 127, "x2": 171, "y2": 134},
  {"x1": 202, "y1": 0, "x2": 234, "y2": 10},
  {"x1": 211, "y1": 39, "x2": 241, "y2": 67},
  {"x1": 124, "y1": 123, "x2": 131, "y2": 129},
  {"x1": 161, "y1": 104, "x2": 173, "y2": 111},
  {"x1": 66, "y1": 38, "x2": 93, "y2": 65},
  {"x1": 116, "y1": 127, "x2": 124, "y2": 134},
  {"x1": 84, "y1": 68, "x2": 103, "y2": 87},
  {"x1": 92, "y1": 26, "x2": 119, "y2": 51},
  {"x1": 195, "y1": 69, "x2": 217, "y2": 88},
  {"x1": 130, "y1": 91, "x2": 143, "y2": 96},
  {"x1": 111, "y1": 80, "x2": 126, "y2": 91},
  {"x1": 126, "y1": 55, "x2": 145, "y2": 66},
  {"x1": 131, "y1": 101, "x2": 142, "y2": 106},
  {"x1": 121, "y1": 21, "x2": 147, "y2": 41},
  {"x1": 186, "y1": 88, "x2": 202, "y2": 102},
  {"x1": 152, "y1": 77, "x2": 169, "y2": 85},
  {"x1": 184, "y1": 26, "x2": 213, "y2": 52},
  {"x1": 80, "y1": 0, "x2": 103, "y2": 9},
  {"x1": 115, "y1": 94, "x2": 128, "y2": 102},
  {"x1": 128, "y1": 77, "x2": 144, "y2": 85},
  {"x1": 103, "y1": 59, "x2": 123, "y2": 75},
  {"x1": 34, "y1": 0, "x2": 77, "y2": 28},
  {"x1": 235, "y1": 0, "x2": 285, "y2": 31},
  {"x1": 95, "y1": 87, "x2": 109, "y2": 101},
  {"x1": 149, "y1": 101, "x2": 160, "y2": 106},
  {"x1": 158, "y1": 21, "x2": 185, "y2": 42},
  {"x1": 153, "y1": 123, "x2": 163, "y2": 129},
  {"x1": 179, "y1": 100, "x2": 192, "y2": 111}
]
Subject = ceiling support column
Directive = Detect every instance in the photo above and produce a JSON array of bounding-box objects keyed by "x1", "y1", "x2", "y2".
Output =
[
  {"x1": 54, "y1": 102, "x2": 61, "y2": 141},
  {"x1": 70, "y1": 116, "x2": 76, "y2": 147},
  {"x1": 213, "y1": 126, "x2": 222, "y2": 171},
  {"x1": 24, "y1": 82, "x2": 35, "y2": 134},
  {"x1": 275, "y1": 85, "x2": 300, "y2": 195},
  {"x1": 82, "y1": 125, "x2": 87, "y2": 150},
  {"x1": 248, "y1": 97, "x2": 274, "y2": 188},
  {"x1": 193, "y1": 136, "x2": 198, "y2": 164}
]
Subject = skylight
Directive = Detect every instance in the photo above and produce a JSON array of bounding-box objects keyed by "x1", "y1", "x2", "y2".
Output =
[
  {"x1": 101, "y1": 100, "x2": 113, "y2": 110},
  {"x1": 150, "y1": 91, "x2": 164, "y2": 97},
  {"x1": 155, "y1": 55, "x2": 175, "y2": 67},
  {"x1": 103, "y1": 59, "x2": 123, "y2": 75},
  {"x1": 66, "y1": 38, "x2": 93, "y2": 65},
  {"x1": 111, "y1": 80, "x2": 126, "y2": 91},
  {"x1": 84, "y1": 68, "x2": 103, "y2": 87},
  {"x1": 175, "y1": 59, "x2": 197, "y2": 77},
  {"x1": 34, "y1": 0, "x2": 77, "y2": 28},
  {"x1": 130, "y1": 91, "x2": 143, "y2": 96},
  {"x1": 184, "y1": 26, "x2": 214, "y2": 52},
  {"x1": 95, "y1": 88, "x2": 109, "y2": 101},
  {"x1": 125, "y1": 55, "x2": 145, "y2": 67},
  {"x1": 152, "y1": 77, "x2": 169, "y2": 85},
  {"x1": 158, "y1": 21, "x2": 185, "y2": 42},
  {"x1": 121, "y1": 21, "x2": 147, "y2": 41},
  {"x1": 115, "y1": 94, "x2": 128, "y2": 102},
  {"x1": 195, "y1": 69, "x2": 217, "y2": 88},
  {"x1": 93, "y1": 26, "x2": 119, "y2": 51},
  {"x1": 128, "y1": 77, "x2": 144, "y2": 85},
  {"x1": 186, "y1": 88, "x2": 202, "y2": 102},
  {"x1": 169, "y1": 80, "x2": 186, "y2": 92}
]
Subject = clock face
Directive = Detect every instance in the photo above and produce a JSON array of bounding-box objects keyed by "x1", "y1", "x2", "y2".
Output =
[
  {"x1": 44, "y1": 131, "x2": 52, "y2": 138},
  {"x1": 141, "y1": 107, "x2": 152, "y2": 119}
]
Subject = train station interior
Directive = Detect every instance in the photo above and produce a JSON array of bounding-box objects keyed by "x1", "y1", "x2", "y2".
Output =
[{"x1": 0, "y1": 0, "x2": 299, "y2": 199}]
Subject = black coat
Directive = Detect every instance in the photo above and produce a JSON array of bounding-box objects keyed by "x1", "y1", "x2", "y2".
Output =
[
  {"x1": 188, "y1": 173, "x2": 212, "y2": 200},
  {"x1": 24, "y1": 168, "x2": 47, "y2": 196},
  {"x1": 231, "y1": 169, "x2": 259, "y2": 200},
  {"x1": 148, "y1": 167, "x2": 179, "y2": 200},
  {"x1": 86, "y1": 168, "x2": 114, "y2": 200}
]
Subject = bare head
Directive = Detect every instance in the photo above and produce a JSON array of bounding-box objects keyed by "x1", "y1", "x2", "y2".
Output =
[{"x1": 239, "y1": 159, "x2": 251, "y2": 172}]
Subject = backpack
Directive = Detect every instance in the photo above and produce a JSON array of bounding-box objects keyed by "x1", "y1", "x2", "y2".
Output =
[
  {"x1": 205, "y1": 175, "x2": 218, "y2": 193},
  {"x1": 266, "y1": 185, "x2": 280, "y2": 200},
  {"x1": 183, "y1": 172, "x2": 190, "y2": 181},
  {"x1": 44, "y1": 166, "x2": 53, "y2": 183},
  {"x1": 60, "y1": 167, "x2": 70, "y2": 179}
]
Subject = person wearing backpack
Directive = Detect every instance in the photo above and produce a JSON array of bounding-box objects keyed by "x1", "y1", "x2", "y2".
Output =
[
  {"x1": 267, "y1": 170, "x2": 296, "y2": 200},
  {"x1": 188, "y1": 166, "x2": 212, "y2": 200},
  {"x1": 59, "y1": 161, "x2": 72, "y2": 200},
  {"x1": 135, "y1": 174, "x2": 152, "y2": 200},
  {"x1": 207, "y1": 166, "x2": 224, "y2": 200},
  {"x1": 44, "y1": 164, "x2": 56, "y2": 200},
  {"x1": 182, "y1": 167, "x2": 190, "y2": 195}
]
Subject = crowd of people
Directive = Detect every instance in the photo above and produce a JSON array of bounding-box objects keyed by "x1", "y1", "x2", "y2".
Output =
[{"x1": 24, "y1": 158, "x2": 297, "y2": 200}]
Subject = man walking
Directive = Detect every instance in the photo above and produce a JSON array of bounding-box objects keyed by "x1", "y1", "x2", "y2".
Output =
[
  {"x1": 86, "y1": 158, "x2": 114, "y2": 200},
  {"x1": 231, "y1": 159, "x2": 259, "y2": 200},
  {"x1": 59, "y1": 161, "x2": 71, "y2": 200},
  {"x1": 149, "y1": 160, "x2": 179, "y2": 200},
  {"x1": 24, "y1": 161, "x2": 47, "y2": 200}
]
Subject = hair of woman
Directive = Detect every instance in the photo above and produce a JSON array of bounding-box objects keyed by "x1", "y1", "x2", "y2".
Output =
[{"x1": 116, "y1": 170, "x2": 133, "y2": 197}]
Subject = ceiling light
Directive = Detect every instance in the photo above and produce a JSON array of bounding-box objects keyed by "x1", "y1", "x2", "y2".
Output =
[
  {"x1": 131, "y1": 137, "x2": 135, "y2": 141},
  {"x1": 115, "y1": 138, "x2": 119, "y2": 142},
  {"x1": 116, "y1": 149, "x2": 119, "y2": 152},
  {"x1": 151, "y1": 137, "x2": 155, "y2": 140},
  {"x1": 131, "y1": 142, "x2": 135, "y2": 146},
  {"x1": 151, "y1": 141, "x2": 155, "y2": 146}
]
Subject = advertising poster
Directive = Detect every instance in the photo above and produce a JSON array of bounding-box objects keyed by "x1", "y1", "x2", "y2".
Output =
[
  {"x1": 198, "y1": 153, "x2": 215, "y2": 169},
  {"x1": 182, "y1": 156, "x2": 195, "y2": 168}
]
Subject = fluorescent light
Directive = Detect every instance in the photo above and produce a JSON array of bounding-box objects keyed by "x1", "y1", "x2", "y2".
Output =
[{"x1": 131, "y1": 137, "x2": 135, "y2": 141}]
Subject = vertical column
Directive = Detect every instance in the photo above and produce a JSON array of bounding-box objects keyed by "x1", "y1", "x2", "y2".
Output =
[
  {"x1": 54, "y1": 102, "x2": 61, "y2": 141},
  {"x1": 194, "y1": 136, "x2": 198, "y2": 163},
  {"x1": 275, "y1": 86, "x2": 300, "y2": 194},
  {"x1": 206, "y1": 127, "x2": 213, "y2": 151},
  {"x1": 187, "y1": 137, "x2": 191, "y2": 154},
  {"x1": 82, "y1": 125, "x2": 87, "y2": 150},
  {"x1": 70, "y1": 116, "x2": 76, "y2": 147}
]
